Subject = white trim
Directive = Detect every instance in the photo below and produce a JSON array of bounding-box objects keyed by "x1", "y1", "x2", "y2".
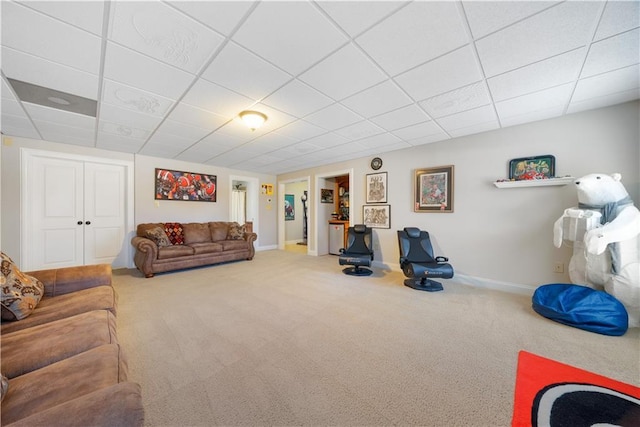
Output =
[
  {"x1": 20, "y1": 148, "x2": 135, "y2": 269},
  {"x1": 256, "y1": 244, "x2": 278, "y2": 251}
]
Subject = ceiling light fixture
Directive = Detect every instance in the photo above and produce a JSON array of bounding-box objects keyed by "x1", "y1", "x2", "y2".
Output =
[{"x1": 239, "y1": 110, "x2": 267, "y2": 131}]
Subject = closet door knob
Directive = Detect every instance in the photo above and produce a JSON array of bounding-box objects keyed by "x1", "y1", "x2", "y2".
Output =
[
  {"x1": 85, "y1": 221, "x2": 91, "y2": 225},
  {"x1": 77, "y1": 221, "x2": 83, "y2": 225}
]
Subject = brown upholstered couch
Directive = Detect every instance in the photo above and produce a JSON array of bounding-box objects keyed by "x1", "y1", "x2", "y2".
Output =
[
  {"x1": 131, "y1": 221, "x2": 257, "y2": 278},
  {"x1": 1, "y1": 264, "x2": 144, "y2": 426}
]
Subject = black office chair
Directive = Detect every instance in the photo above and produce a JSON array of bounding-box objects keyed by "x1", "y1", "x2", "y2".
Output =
[
  {"x1": 339, "y1": 224, "x2": 374, "y2": 276},
  {"x1": 397, "y1": 227, "x2": 453, "y2": 292}
]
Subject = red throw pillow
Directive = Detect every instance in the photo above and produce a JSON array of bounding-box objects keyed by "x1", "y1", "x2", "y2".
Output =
[{"x1": 163, "y1": 223, "x2": 184, "y2": 245}]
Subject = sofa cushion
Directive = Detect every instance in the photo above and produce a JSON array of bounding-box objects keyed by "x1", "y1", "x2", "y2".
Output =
[
  {"x1": 0, "y1": 252, "x2": 45, "y2": 321},
  {"x1": 0, "y1": 285, "x2": 117, "y2": 335},
  {"x1": 164, "y1": 222, "x2": 184, "y2": 245},
  {"x1": 1, "y1": 344, "x2": 129, "y2": 426},
  {"x1": 157, "y1": 245, "x2": 194, "y2": 260},
  {"x1": 183, "y1": 223, "x2": 212, "y2": 245},
  {"x1": 1, "y1": 310, "x2": 118, "y2": 379},
  {"x1": 190, "y1": 242, "x2": 223, "y2": 255},
  {"x1": 144, "y1": 226, "x2": 171, "y2": 248},
  {"x1": 209, "y1": 222, "x2": 229, "y2": 242},
  {"x1": 227, "y1": 222, "x2": 246, "y2": 240}
]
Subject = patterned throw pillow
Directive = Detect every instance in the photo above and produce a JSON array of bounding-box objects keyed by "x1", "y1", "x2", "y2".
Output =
[
  {"x1": 164, "y1": 222, "x2": 184, "y2": 245},
  {"x1": 1, "y1": 252, "x2": 45, "y2": 321},
  {"x1": 0, "y1": 374, "x2": 8, "y2": 403},
  {"x1": 227, "y1": 222, "x2": 246, "y2": 240},
  {"x1": 145, "y1": 226, "x2": 171, "y2": 247}
]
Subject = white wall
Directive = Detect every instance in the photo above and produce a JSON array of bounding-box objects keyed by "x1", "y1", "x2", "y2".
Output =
[
  {"x1": 278, "y1": 101, "x2": 640, "y2": 291},
  {"x1": 284, "y1": 181, "x2": 307, "y2": 243}
]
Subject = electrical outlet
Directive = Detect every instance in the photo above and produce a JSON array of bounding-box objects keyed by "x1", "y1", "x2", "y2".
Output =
[{"x1": 553, "y1": 262, "x2": 564, "y2": 273}]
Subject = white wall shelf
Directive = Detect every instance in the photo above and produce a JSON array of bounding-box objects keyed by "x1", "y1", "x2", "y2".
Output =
[{"x1": 493, "y1": 177, "x2": 575, "y2": 188}]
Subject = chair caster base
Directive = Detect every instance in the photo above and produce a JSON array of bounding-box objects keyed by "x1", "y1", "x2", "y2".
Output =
[
  {"x1": 404, "y1": 278, "x2": 443, "y2": 292},
  {"x1": 343, "y1": 267, "x2": 373, "y2": 276}
]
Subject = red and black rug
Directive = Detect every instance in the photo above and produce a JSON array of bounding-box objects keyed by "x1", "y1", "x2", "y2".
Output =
[{"x1": 512, "y1": 351, "x2": 640, "y2": 426}]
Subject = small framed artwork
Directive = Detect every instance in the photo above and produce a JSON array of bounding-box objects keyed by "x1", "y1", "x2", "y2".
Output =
[
  {"x1": 363, "y1": 204, "x2": 391, "y2": 229},
  {"x1": 155, "y1": 168, "x2": 217, "y2": 202},
  {"x1": 284, "y1": 194, "x2": 295, "y2": 221},
  {"x1": 508, "y1": 155, "x2": 555, "y2": 180},
  {"x1": 321, "y1": 188, "x2": 334, "y2": 203},
  {"x1": 366, "y1": 172, "x2": 387, "y2": 203},
  {"x1": 414, "y1": 165, "x2": 454, "y2": 213}
]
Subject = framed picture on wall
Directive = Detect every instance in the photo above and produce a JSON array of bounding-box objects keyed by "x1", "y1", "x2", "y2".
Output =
[
  {"x1": 366, "y1": 172, "x2": 387, "y2": 203},
  {"x1": 508, "y1": 155, "x2": 555, "y2": 180},
  {"x1": 363, "y1": 204, "x2": 390, "y2": 229},
  {"x1": 155, "y1": 168, "x2": 216, "y2": 202},
  {"x1": 414, "y1": 165, "x2": 454, "y2": 213},
  {"x1": 321, "y1": 188, "x2": 334, "y2": 203},
  {"x1": 284, "y1": 194, "x2": 295, "y2": 221}
]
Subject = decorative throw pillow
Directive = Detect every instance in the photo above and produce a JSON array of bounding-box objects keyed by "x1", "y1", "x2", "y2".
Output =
[
  {"x1": 164, "y1": 222, "x2": 184, "y2": 245},
  {"x1": 0, "y1": 252, "x2": 45, "y2": 321},
  {"x1": 0, "y1": 374, "x2": 8, "y2": 403},
  {"x1": 145, "y1": 226, "x2": 171, "y2": 247},
  {"x1": 227, "y1": 222, "x2": 246, "y2": 240}
]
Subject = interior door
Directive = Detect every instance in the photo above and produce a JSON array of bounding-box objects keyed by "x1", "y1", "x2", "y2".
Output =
[
  {"x1": 84, "y1": 162, "x2": 126, "y2": 266},
  {"x1": 28, "y1": 155, "x2": 85, "y2": 269}
]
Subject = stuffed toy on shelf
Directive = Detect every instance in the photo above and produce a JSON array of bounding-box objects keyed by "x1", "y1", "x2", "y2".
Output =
[{"x1": 553, "y1": 173, "x2": 640, "y2": 328}]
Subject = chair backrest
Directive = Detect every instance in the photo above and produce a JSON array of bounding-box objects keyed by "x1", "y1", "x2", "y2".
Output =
[
  {"x1": 397, "y1": 227, "x2": 435, "y2": 263},
  {"x1": 344, "y1": 224, "x2": 373, "y2": 255}
]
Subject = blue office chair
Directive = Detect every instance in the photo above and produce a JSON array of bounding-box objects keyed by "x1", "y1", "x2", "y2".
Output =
[
  {"x1": 397, "y1": 227, "x2": 453, "y2": 291},
  {"x1": 339, "y1": 224, "x2": 374, "y2": 276}
]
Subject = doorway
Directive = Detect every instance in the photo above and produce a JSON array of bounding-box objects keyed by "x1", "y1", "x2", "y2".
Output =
[
  {"x1": 278, "y1": 177, "x2": 310, "y2": 254},
  {"x1": 314, "y1": 169, "x2": 353, "y2": 256},
  {"x1": 229, "y1": 175, "x2": 259, "y2": 248}
]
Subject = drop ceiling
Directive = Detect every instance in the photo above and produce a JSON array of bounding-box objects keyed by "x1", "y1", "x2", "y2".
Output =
[{"x1": 1, "y1": 1, "x2": 638, "y2": 175}]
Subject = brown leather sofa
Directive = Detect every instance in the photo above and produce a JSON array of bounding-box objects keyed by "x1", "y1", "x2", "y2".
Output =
[
  {"x1": 1, "y1": 264, "x2": 144, "y2": 426},
  {"x1": 131, "y1": 221, "x2": 257, "y2": 278}
]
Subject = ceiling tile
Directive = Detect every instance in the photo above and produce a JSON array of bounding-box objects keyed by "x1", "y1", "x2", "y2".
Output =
[
  {"x1": 487, "y1": 48, "x2": 585, "y2": 102},
  {"x1": 317, "y1": 1, "x2": 408, "y2": 37},
  {"x1": 406, "y1": 132, "x2": 449, "y2": 146},
  {"x1": 2, "y1": 97, "x2": 23, "y2": 116},
  {"x1": 462, "y1": 1, "x2": 559, "y2": 39},
  {"x1": 24, "y1": 103, "x2": 95, "y2": 130},
  {"x1": 495, "y1": 83, "x2": 574, "y2": 119},
  {"x1": 356, "y1": 1, "x2": 468, "y2": 76},
  {"x1": 572, "y1": 64, "x2": 640, "y2": 103},
  {"x1": 99, "y1": 121, "x2": 150, "y2": 140},
  {"x1": 96, "y1": 132, "x2": 146, "y2": 153},
  {"x1": 392, "y1": 120, "x2": 441, "y2": 141},
  {"x1": 271, "y1": 120, "x2": 327, "y2": 141},
  {"x1": 395, "y1": 45, "x2": 483, "y2": 102},
  {"x1": 2, "y1": 1, "x2": 101, "y2": 74},
  {"x1": 304, "y1": 103, "x2": 363, "y2": 131},
  {"x1": 109, "y1": 1, "x2": 224, "y2": 74},
  {"x1": 168, "y1": 102, "x2": 228, "y2": 131},
  {"x1": 201, "y1": 42, "x2": 292, "y2": 101},
  {"x1": 501, "y1": 105, "x2": 564, "y2": 127},
  {"x1": 334, "y1": 120, "x2": 385, "y2": 140},
  {"x1": 303, "y1": 132, "x2": 350, "y2": 149},
  {"x1": 448, "y1": 120, "x2": 500, "y2": 138},
  {"x1": 476, "y1": 1, "x2": 602, "y2": 77},
  {"x1": 262, "y1": 80, "x2": 333, "y2": 118},
  {"x1": 181, "y1": 78, "x2": 254, "y2": 118},
  {"x1": 369, "y1": 104, "x2": 432, "y2": 131},
  {"x1": 2, "y1": 47, "x2": 100, "y2": 100},
  {"x1": 154, "y1": 119, "x2": 211, "y2": 141},
  {"x1": 0, "y1": 114, "x2": 41, "y2": 139},
  {"x1": 232, "y1": 1, "x2": 348, "y2": 75},
  {"x1": 594, "y1": 1, "x2": 640, "y2": 41},
  {"x1": 420, "y1": 82, "x2": 491, "y2": 119},
  {"x1": 357, "y1": 132, "x2": 404, "y2": 148},
  {"x1": 437, "y1": 104, "x2": 497, "y2": 131},
  {"x1": 299, "y1": 43, "x2": 387, "y2": 101},
  {"x1": 341, "y1": 80, "x2": 412, "y2": 118},
  {"x1": 1, "y1": 79, "x2": 17, "y2": 100},
  {"x1": 102, "y1": 79, "x2": 174, "y2": 117},
  {"x1": 99, "y1": 102, "x2": 163, "y2": 131},
  {"x1": 581, "y1": 29, "x2": 640, "y2": 78},
  {"x1": 167, "y1": 1, "x2": 254, "y2": 36},
  {"x1": 33, "y1": 119, "x2": 95, "y2": 142},
  {"x1": 567, "y1": 88, "x2": 639, "y2": 115},
  {"x1": 103, "y1": 42, "x2": 194, "y2": 100},
  {"x1": 20, "y1": 1, "x2": 105, "y2": 35}
]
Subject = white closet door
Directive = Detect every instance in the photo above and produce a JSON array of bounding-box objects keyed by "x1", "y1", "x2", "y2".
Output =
[
  {"x1": 28, "y1": 156, "x2": 85, "y2": 270},
  {"x1": 84, "y1": 162, "x2": 126, "y2": 266}
]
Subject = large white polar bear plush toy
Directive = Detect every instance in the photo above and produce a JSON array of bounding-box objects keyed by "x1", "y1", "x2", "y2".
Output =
[{"x1": 553, "y1": 173, "x2": 640, "y2": 328}]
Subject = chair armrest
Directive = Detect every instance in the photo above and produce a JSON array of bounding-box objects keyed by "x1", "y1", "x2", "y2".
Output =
[{"x1": 26, "y1": 264, "x2": 112, "y2": 298}]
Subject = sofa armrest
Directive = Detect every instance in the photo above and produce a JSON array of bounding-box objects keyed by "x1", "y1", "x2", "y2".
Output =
[
  {"x1": 5, "y1": 382, "x2": 144, "y2": 427},
  {"x1": 243, "y1": 232, "x2": 257, "y2": 260},
  {"x1": 131, "y1": 236, "x2": 158, "y2": 278},
  {"x1": 26, "y1": 264, "x2": 112, "y2": 298}
]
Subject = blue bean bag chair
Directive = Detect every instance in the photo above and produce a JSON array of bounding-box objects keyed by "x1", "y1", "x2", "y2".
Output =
[{"x1": 532, "y1": 284, "x2": 628, "y2": 336}]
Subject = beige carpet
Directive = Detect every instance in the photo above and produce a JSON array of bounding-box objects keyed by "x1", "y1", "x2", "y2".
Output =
[{"x1": 113, "y1": 250, "x2": 640, "y2": 426}]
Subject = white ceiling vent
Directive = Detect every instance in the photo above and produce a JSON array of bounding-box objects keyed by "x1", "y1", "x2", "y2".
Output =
[{"x1": 7, "y1": 78, "x2": 97, "y2": 117}]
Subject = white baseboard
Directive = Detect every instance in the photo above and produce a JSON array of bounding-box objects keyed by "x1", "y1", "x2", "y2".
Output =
[{"x1": 257, "y1": 245, "x2": 278, "y2": 252}]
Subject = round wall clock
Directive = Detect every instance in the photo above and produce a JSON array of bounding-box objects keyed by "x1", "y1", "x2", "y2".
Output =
[{"x1": 370, "y1": 157, "x2": 383, "y2": 170}]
